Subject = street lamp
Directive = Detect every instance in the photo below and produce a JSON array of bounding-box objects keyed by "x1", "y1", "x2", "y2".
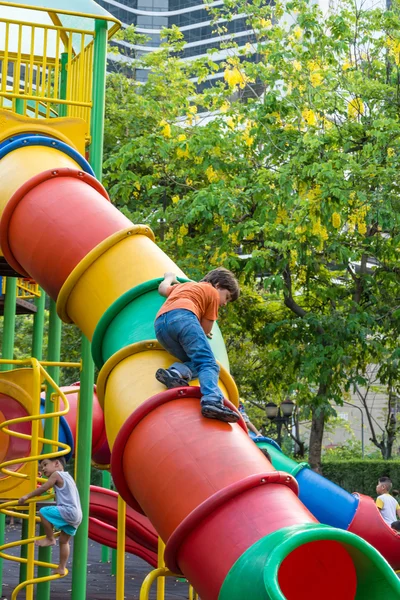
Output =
[{"x1": 265, "y1": 399, "x2": 295, "y2": 447}]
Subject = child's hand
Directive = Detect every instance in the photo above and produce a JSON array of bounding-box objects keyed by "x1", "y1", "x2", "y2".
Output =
[
  {"x1": 163, "y1": 272, "x2": 178, "y2": 284},
  {"x1": 18, "y1": 495, "x2": 29, "y2": 505}
]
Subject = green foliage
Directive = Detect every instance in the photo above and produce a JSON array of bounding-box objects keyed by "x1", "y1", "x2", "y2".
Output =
[
  {"x1": 1, "y1": 311, "x2": 82, "y2": 385},
  {"x1": 323, "y1": 439, "x2": 381, "y2": 461},
  {"x1": 322, "y1": 460, "x2": 400, "y2": 497},
  {"x1": 103, "y1": 0, "x2": 400, "y2": 466}
]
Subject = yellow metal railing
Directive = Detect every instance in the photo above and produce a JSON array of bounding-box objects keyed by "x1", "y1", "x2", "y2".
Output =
[
  {"x1": 0, "y1": 17, "x2": 94, "y2": 128},
  {"x1": 0, "y1": 358, "x2": 80, "y2": 600},
  {"x1": 139, "y1": 538, "x2": 199, "y2": 600},
  {"x1": 1, "y1": 276, "x2": 41, "y2": 300}
]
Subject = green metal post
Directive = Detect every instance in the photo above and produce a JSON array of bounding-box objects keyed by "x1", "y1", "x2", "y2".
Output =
[
  {"x1": 1, "y1": 277, "x2": 17, "y2": 373},
  {"x1": 32, "y1": 289, "x2": 46, "y2": 360},
  {"x1": 101, "y1": 471, "x2": 111, "y2": 563},
  {"x1": 71, "y1": 336, "x2": 94, "y2": 600},
  {"x1": 89, "y1": 19, "x2": 108, "y2": 178},
  {"x1": 0, "y1": 276, "x2": 17, "y2": 594},
  {"x1": 71, "y1": 18, "x2": 107, "y2": 600},
  {"x1": 19, "y1": 288, "x2": 46, "y2": 583},
  {"x1": 111, "y1": 548, "x2": 117, "y2": 576},
  {"x1": 59, "y1": 53, "x2": 68, "y2": 118},
  {"x1": 36, "y1": 299, "x2": 61, "y2": 599},
  {"x1": 0, "y1": 513, "x2": 4, "y2": 595}
]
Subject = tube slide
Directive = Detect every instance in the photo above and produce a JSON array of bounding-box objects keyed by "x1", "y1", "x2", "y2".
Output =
[
  {"x1": 256, "y1": 438, "x2": 400, "y2": 570},
  {"x1": 0, "y1": 120, "x2": 399, "y2": 599},
  {"x1": 89, "y1": 486, "x2": 157, "y2": 567},
  {"x1": 88, "y1": 517, "x2": 157, "y2": 567}
]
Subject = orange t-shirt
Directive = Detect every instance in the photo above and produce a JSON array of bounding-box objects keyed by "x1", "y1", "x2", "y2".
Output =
[{"x1": 156, "y1": 282, "x2": 219, "y2": 322}]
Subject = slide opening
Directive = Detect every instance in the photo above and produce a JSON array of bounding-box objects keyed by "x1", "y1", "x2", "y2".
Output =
[{"x1": 278, "y1": 539, "x2": 357, "y2": 600}]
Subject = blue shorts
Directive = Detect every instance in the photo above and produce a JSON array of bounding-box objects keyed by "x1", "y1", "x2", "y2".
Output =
[{"x1": 39, "y1": 506, "x2": 77, "y2": 536}]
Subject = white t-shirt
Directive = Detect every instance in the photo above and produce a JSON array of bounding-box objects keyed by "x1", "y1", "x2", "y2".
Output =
[{"x1": 376, "y1": 493, "x2": 400, "y2": 525}]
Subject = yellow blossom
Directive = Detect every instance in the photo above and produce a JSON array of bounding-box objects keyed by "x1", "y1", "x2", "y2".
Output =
[
  {"x1": 172, "y1": 195, "x2": 180, "y2": 204},
  {"x1": 194, "y1": 156, "x2": 203, "y2": 164},
  {"x1": 179, "y1": 224, "x2": 188, "y2": 236},
  {"x1": 229, "y1": 232, "x2": 239, "y2": 245},
  {"x1": 276, "y1": 208, "x2": 288, "y2": 224},
  {"x1": 387, "y1": 38, "x2": 400, "y2": 66},
  {"x1": 177, "y1": 236, "x2": 183, "y2": 246},
  {"x1": 226, "y1": 117, "x2": 235, "y2": 130},
  {"x1": 332, "y1": 212, "x2": 341, "y2": 229},
  {"x1": 312, "y1": 219, "x2": 328, "y2": 240},
  {"x1": 342, "y1": 60, "x2": 352, "y2": 71},
  {"x1": 358, "y1": 222, "x2": 367, "y2": 235},
  {"x1": 244, "y1": 42, "x2": 252, "y2": 53},
  {"x1": 205, "y1": 165, "x2": 219, "y2": 183},
  {"x1": 224, "y1": 66, "x2": 249, "y2": 89},
  {"x1": 159, "y1": 119, "x2": 171, "y2": 138},
  {"x1": 134, "y1": 181, "x2": 141, "y2": 191},
  {"x1": 188, "y1": 105, "x2": 197, "y2": 114},
  {"x1": 348, "y1": 98, "x2": 364, "y2": 119},
  {"x1": 186, "y1": 178, "x2": 193, "y2": 186},
  {"x1": 221, "y1": 222, "x2": 229, "y2": 233},
  {"x1": 293, "y1": 25, "x2": 303, "y2": 40},
  {"x1": 302, "y1": 108, "x2": 317, "y2": 126},
  {"x1": 293, "y1": 60, "x2": 302, "y2": 71},
  {"x1": 220, "y1": 100, "x2": 230, "y2": 113},
  {"x1": 387, "y1": 147, "x2": 395, "y2": 157},
  {"x1": 212, "y1": 146, "x2": 222, "y2": 157},
  {"x1": 177, "y1": 134, "x2": 187, "y2": 142},
  {"x1": 244, "y1": 134, "x2": 254, "y2": 147},
  {"x1": 259, "y1": 18, "x2": 272, "y2": 28},
  {"x1": 176, "y1": 145, "x2": 190, "y2": 159},
  {"x1": 310, "y1": 71, "x2": 323, "y2": 87}
]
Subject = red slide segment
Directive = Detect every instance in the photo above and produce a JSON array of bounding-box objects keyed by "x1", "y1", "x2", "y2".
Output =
[
  {"x1": 0, "y1": 168, "x2": 131, "y2": 298},
  {"x1": 348, "y1": 493, "x2": 400, "y2": 569},
  {"x1": 88, "y1": 517, "x2": 157, "y2": 568},
  {"x1": 111, "y1": 389, "x2": 321, "y2": 600},
  {"x1": 89, "y1": 486, "x2": 158, "y2": 554}
]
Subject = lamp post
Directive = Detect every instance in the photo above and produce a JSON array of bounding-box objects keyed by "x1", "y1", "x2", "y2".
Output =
[{"x1": 265, "y1": 399, "x2": 296, "y2": 447}]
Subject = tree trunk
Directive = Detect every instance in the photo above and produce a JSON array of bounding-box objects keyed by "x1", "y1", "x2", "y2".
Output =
[{"x1": 308, "y1": 407, "x2": 325, "y2": 473}]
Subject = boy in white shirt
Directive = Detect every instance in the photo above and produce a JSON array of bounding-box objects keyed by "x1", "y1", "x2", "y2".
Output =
[{"x1": 376, "y1": 477, "x2": 400, "y2": 526}]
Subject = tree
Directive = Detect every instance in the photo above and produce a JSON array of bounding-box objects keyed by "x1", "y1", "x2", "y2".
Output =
[
  {"x1": 103, "y1": 0, "x2": 400, "y2": 470},
  {"x1": 354, "y1": 364, "x2": 400, "y2": 459}
]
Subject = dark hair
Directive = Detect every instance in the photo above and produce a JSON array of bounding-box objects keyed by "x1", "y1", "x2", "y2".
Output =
[
  {"x1": 379, "y1": 476, "x2": 392, "y2": 491},
  {"x1": 201, "y1": 267, "x2": 240, "y2": 301},
  {"x1": 41, "y1": 456, "x2": 66, "y2": 469},
  {"x1": 259, "y1": 447, "x2": 272, "y2": 462},
  {"x1": 391, "y1": 521, "x2": 400, "y2": 531},
  {"x1": 392, "y1": 489, "x2": 399, "y2": 498}
]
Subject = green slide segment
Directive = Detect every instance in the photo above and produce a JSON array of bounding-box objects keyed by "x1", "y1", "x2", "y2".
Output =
[
  {"x1": 259, "y1": 441, "x2": 308, "y2": 476},
  {"x1": 91, "y1": 278, "x2": 230, "y2": 370},
  {"x1": 219, "y1": 524, "x2": 400, "y2": 600}
]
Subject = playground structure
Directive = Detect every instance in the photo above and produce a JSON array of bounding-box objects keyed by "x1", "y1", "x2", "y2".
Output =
[{"x1": 0, "y1": 2, "x2": 399, "y2": 600}]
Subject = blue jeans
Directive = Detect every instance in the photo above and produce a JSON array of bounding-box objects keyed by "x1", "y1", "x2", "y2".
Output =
[{"x1": 154, "y1": 309, "x2": 223, "y2": 406}]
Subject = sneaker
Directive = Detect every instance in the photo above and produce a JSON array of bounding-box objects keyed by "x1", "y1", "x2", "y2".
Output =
[
  {"x1": 155, "y1": 368, "x2": 189, "y2": 389},
  {"x1": 201, "y1": 403, "x2": 240, "y2": 424}
]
